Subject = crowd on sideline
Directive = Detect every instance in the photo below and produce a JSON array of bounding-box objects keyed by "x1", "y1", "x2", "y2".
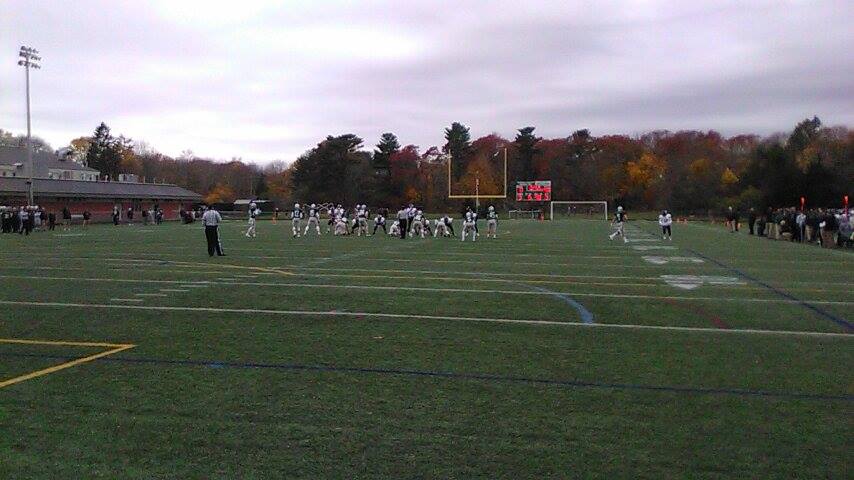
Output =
[
  {"x1": 1, "y1": 204, "x2": 170, "y2": 235},
  {"x1": 0, "y1": 205, "x2": 84, "y2": 234},
  {"x1": 729, "y1": 206, "x2": 853, "y2": 249}
]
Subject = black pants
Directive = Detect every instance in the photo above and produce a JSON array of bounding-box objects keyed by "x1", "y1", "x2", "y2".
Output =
[
  {"x1": 447, "y1": 224, "x2": 455, "y2": 236},
  {"x1": 373, "y1": 223, "x2": 386, "y2": 235},
  {"x1": 662, "y1": 225, "x2": 671, "y2": 236},
  {"x1": 748, "y1": 220, "x2": 755, "y2": 235},
  {"x1": 205, "y1": 226, "x2": 224, "y2": 256},
  {"x1": 113, "y1": 215, "x2": 119, "y2": 225},
  {"x1": 399, "y1": 218, "x2": 408, "y2": 239}
]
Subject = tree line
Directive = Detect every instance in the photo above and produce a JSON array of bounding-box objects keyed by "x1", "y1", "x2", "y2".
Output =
[{"x1": 4, "y1": 117, "x2": 851, "y2": 212}]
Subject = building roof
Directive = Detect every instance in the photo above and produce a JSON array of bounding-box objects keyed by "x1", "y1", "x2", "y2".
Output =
[
  {"x1": 0, "y1": 146, "x2": 99, "y2": 175},
  {"x1": 0, "y1": 177, "x2": 202, "y2": 201}
]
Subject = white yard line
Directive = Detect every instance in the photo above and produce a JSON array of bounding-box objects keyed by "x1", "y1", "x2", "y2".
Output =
[
  {"x1": 110, "y1": 298, "x2": 143, "y2": 302},
  {"x1": 134, "y1": 293, "x2": 168, "y2": 297},
  {"x1": 1, "y1": 274, "x2": 851, "y2": 306},
  {"x1": 159, "y1": 289, "x2": 189, "y2": 293},
  {"x1": 0, "y1": 299, "x2": 848, "y2": 338}
]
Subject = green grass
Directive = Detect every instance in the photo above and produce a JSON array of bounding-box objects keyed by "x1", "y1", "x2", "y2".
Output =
[{"x1": 0, "y1": 218, "x2": 851, "y2": 479}]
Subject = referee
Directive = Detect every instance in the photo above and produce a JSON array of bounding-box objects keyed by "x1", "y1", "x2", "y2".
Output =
[
  {"x1": 202, "y1": 206, "x2": 225, "y2": 256},
  {"x1": 397, "y1": 207, "x2": 408, "y2": 239}
]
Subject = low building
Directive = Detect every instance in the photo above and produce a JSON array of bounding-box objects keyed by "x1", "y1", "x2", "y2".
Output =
[
  {"x1": 0, "y1": 146, "x2": 201, "y2": 221},
  {"x1": 0, "y1": 146, "x2": 100, "y2": 181}
]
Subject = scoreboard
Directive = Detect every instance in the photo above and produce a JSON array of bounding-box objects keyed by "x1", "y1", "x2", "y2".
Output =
[{"x1": 516, "y1": 181, "x2": 551, "y2": 201}]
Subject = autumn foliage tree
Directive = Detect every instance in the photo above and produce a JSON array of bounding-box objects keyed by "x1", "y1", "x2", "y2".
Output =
[{"x1": 37, "y1": 117, "x2": 851, "y2": 214}]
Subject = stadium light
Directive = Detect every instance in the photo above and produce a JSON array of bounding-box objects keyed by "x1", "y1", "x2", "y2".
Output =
[{"x1": 18, "y1": 45, "x2": 41, "y2": 206}]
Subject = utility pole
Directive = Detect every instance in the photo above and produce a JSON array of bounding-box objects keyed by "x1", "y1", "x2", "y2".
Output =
[{"x1": 18, "y1": 46, "x2": 41, "y2": 206}]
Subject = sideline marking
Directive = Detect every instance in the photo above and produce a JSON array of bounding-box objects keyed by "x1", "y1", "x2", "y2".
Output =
[
  {"x1": 0, "y1": 300, "x2": 849, "y2": 338},
  {"x1": 1, "y1": 351, "x2": 849, "y2": 402},
  {"x1": 690, "y1": 249, "x2": 853, "y2": 332},
  {"x1": 0, "y1": 338, "x2": 135, "y2": 389}
]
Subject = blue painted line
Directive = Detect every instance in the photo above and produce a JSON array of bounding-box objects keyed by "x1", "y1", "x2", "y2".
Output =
[
  {"x1": 523, "y1": 284, "x2": 595, "y2": 324},
  {"x1": 2, "y1": 352, "x2": 850, "y2": 402},
  {"x1": 689, "y1": 249, "x2": 853, "y2": 332}
]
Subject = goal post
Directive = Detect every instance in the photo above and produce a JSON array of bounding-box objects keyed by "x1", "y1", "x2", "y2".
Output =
[{"x1": 550, "y1": 201, "x2": 608, "y2": 221}]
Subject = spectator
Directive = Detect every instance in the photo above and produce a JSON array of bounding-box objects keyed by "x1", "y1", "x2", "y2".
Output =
[
  {"x1": 18, "y1": 207, "x2": 30, "y2": 236},
  {"x1": 747, "y1": 208, "x2": 757, "y2": 235},
  {"x1": 725, "y1": 206, "x2": 736, "y2": 233},
  {"x1": 839, "y1": 214, "x2": 853, "y2": 247},
  {"x1": 62, "y1": 206, "x2": 72, "y2": 231},
  {"x1": 795, "y1": 210, "x2": 806, "y2": 242},
  {"x1": 820, "y1": 210, "x2": 838, "y2": 248}
]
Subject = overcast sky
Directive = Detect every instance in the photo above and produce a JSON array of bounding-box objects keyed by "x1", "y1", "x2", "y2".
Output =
[{"x1": 1, "y1": 0, "x2": 852, "y2": 163}]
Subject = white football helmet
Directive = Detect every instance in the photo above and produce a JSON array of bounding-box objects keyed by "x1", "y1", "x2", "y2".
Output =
[
  {"x1": 488, "y1": 205, "x2": 494, "y2": 211},
  {"x1": 617, "y1": 206, "x2": 624, "y2": 212},
  {"x1": 310, "y1": 203, "x2": 316, "y2": 209},
  {"x1": 249, "y1": 202, "x2": 257, "y2": 209},
  {"x1": 295, "y1": 203, "x2": 300, "y2": 209}
]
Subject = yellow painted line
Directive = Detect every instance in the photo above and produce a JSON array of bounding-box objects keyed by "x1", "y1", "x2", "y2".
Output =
[
  {"x1": 165, "y1": 260, "x2": 296, "y2": 277},
  {"x1": 0, "y1": 338, "x2": 133, "y2": 348},
  {"x1": 0, "y1": 340, "x2": 136, "y2": 389}
]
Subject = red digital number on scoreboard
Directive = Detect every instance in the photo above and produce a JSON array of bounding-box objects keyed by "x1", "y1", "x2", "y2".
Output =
[{"x1": 516, "y1": 181, "x2": 551, "y2": 202}]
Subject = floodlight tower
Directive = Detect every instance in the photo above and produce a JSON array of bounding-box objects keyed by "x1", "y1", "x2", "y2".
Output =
[{"x1": 18, "y1": 46, "x2": 41, "y2": 206}]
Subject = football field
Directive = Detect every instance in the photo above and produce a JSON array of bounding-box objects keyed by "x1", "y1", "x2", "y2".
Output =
[{"x1": 0, "y1": 218, "x2": 851, "y2": 478}]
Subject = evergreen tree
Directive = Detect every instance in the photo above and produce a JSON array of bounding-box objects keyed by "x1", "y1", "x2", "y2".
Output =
[
  {"x1": 443, "y1": 122, "x2": 472, "y2": 179},
  {"x1": 787, "y1": 116, "x2": 821, "y2": 153},
  {"x1": 373, "y1": 132, "x2": 400, "y2": 173},
  {"x1": 513, "y1": 126, "x2": 541, "y2": 180},
  {"x1": 85, "y1": 122, "x2": 123, "y2": 179}
]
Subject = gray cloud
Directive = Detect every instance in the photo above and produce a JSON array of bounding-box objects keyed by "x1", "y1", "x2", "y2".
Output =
[{"x1": 1, "y1": 0, "x2": 852, "y2": 163}]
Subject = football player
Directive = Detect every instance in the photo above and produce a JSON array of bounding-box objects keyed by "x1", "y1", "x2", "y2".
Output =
[
  {"x1": 334, "y1": 215, "x2": 348, "y2": 236},
  {"x1": 357, "y1": 204, "x2": 369, "y2": 236},
  {"x1": 291, "y1": 203, "x2": 303, "y2": 237},
  {"x1": 461, "y1": 210, "x2": 477, "y2": 242},
  {"x1": 372, "y1": 210, "x2": 387, "y2": 235},
  {"x1": 486, "y1": 205, "x2": 498, "y2": 239},
  {"x1": 609, "y1": 206, "x2": 628, "y2": 243},
  {"x1": 659, "y1": 209, "x2": 673, "y2": 240},
  {"x1": 244, "y1": 202, "x2": 259, "y2": 238},
  {"x1": 412, "y1": 210, "x2": 426, "y2": 238},
  {"x1": 304, "y1": 203, "x2": 321, "y2": 236}
]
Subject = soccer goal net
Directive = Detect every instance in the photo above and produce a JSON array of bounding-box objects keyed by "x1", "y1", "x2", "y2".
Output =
[
  {"x1": 508, "y1": 209, "x2": 544, "y2": 220},
  {"x1": 550, "y1": 201, "x2": 608, "y2": 221}
]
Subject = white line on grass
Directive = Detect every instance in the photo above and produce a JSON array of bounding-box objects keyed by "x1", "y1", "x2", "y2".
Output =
[
  {"x1": 159, "y1": 289, "x2": 189, "y2": 293},
  {"x1": 1, "y1": 274, "x2": 852, "y2": 306},
  {"x1": 110, "y1": 298, "x2": 144, "y2": 302},
  {"x1": 0, "y1": 300, "x2": 848, "y2": 338},
  {"x1": 134, "y1": 293, "x2": 168, "y2": 297}
]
